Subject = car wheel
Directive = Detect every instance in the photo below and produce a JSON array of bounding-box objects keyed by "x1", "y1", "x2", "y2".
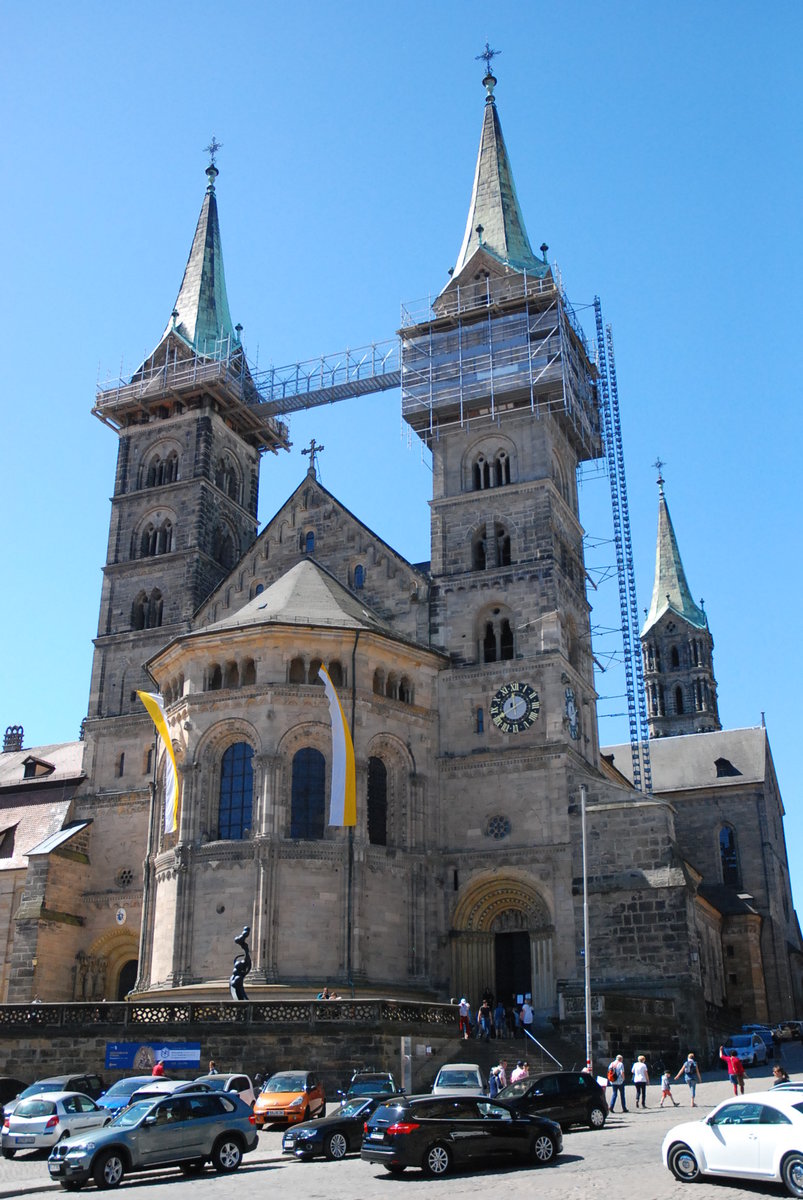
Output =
[
  {"x1": 93, "y1": 1150, "x2": 125, "y2": 1189},
  {"x1": 588, "y1": 1104, "x2": 606, "y2": 1130},
  {"x1": 531, "y1": 1133, "x2": 557, "y2": 1165},
  {"x1": 667, "y1": 1142, "x2": 701, "y2": 1183},
  {"x1": 323, "y1": 1131, "x2": 348, "y2": 1161},
  {"x1": 423, "y1": 1142, "x2": 452, "y2": 1177},
  {"x1": 2, "y1": 1149, "x2": 15, "y2": 1160},
  {"x1": 211, "y1": 1136, "x2": 243, "y2": 1173},
  {"x1": 782, "y1": 1152, "x2": 803, "y2": 1197}
]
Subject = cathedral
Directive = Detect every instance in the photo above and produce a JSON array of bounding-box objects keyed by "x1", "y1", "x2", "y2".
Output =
[{"x1": 1, "y1": 66, "x2": 800, "y2": 1056}]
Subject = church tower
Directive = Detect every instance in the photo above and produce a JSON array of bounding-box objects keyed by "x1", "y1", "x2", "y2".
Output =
[
  {"x1": 640, "y1": 469, "x2": 720, "y2": 737},
  {"x1": 400, "y1": 62, "x2": 604, "y2": 1011},
  {"x1": 87, "y1": 157, "x2": 288, "y2": 728}
]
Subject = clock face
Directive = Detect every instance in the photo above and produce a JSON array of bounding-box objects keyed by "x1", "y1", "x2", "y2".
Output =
[{"x1": 490, "y1": 682, "x2": 540, "y2": 733}]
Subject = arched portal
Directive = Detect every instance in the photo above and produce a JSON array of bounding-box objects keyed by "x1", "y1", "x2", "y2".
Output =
[{"x1": 451, "y1": 874, "x2": 555, "y2": 1016}]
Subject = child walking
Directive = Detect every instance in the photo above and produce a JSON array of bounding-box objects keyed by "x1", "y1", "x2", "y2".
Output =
[{"x1": 660, "y1": 1069, "x2": 679, "y2": 1107}]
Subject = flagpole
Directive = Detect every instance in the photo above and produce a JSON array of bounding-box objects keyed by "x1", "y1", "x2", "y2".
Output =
[{"x1": 580, "y1": 783, "x2": 592, "y2": 1071}]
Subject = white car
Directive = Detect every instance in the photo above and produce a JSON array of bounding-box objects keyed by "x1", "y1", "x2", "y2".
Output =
[
  {"x1": 722, "y1": 1032, "x2": 768, "y2": 1066},
  {"x1": 2, "y1": 1092, "x2": 110, "y2": 1157},
  {"x1": 194, "y1": 1072, "x2": 256, "y2": 1108},
  {"x1": 431, "y1": 1063, "x2": 486, "y2": 1096},
  {"x1": 662, "y1": 1090, "x2": 803, "y2": 1196}
]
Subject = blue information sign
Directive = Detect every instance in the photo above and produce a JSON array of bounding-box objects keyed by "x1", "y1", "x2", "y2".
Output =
[{"x1": 105, "y1": 1042, "x2": 202, "y2": 1070}]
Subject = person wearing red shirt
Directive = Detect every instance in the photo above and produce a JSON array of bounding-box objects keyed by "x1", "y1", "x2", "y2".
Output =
[{"x1": 720, "y1": 1046, "x2": 745, "y2": 1095}]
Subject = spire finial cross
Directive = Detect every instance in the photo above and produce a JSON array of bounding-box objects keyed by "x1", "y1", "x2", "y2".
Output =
[
  {"x1": 476, "y1": 41, "x2": 500, "y2": 77},
  {"x1": 302, "y1": 438, "x2": 325, "y2": 476},
  {"x1": 204, "y1": 136, "x2": 223, "y2": 167},
  {"x1": 653, "y1": 456, "x2": 665, "y2": 491}
]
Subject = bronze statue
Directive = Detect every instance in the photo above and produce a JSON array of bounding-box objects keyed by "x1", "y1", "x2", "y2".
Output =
[{"x1": 229, "y1": 926, "x2": 252, "y2": 1001}]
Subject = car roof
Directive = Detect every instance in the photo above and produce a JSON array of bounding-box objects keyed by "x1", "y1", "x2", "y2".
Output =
[
  {"x1": 718, "y1": 1090, "x2": 803, "y2": 1109},
  {"x1": 437, "y1": 1063, "x2": 482, "y2": 1071},
  {"x1": 16, "y1": 1091, "x2": 90, "y2": 1103}
]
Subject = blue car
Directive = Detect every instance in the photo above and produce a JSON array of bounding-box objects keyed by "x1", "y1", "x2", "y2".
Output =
[{"x1": 95, "y1": 1076, "x2": 155, "y2": 1117}]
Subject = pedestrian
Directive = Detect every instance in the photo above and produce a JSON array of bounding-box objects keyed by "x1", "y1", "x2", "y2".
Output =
[
  {"x1": 519, "y1": 998, "x2": 534, "y2": 1039},
  {"x1": 208, "y1": 1059, "x2": 218, "y2": 1074},
  {"x1": 478, "y1": 998, "x2": 492, "y2": 1041},
  {"x1": 152, "y1": 1060, "x2": 165, "y2": 1077},
  {"x1": 675, "y1": 1052, "x2": 702, "y2": 1106},
  {"x1": 660, "y1": 1069, "x2": 679, "y2": 1107},
  {"x1": 458, "y1": 996, "x2": 471, "y2": 1040},
  {"x1": 493, "y1": 999, "x2": 506, "y2": 1039},
  {"x1": 719, "y1": 1045, "x2": 746, "y2": 1095},
  {"x1": 607, "y1": 1054, "x2": 628, "y2": 1112},
  {"x1": 510, "y1": 1059, "x2": 529, "y2": 1083},
  {"x1": 489, "y1": 1066, "x2": 502, "y2": 1098},
  {"x1": 631, "y1": 1055, "x2": 650, "y2": 1107},
  {"x1": 494, "y1": 1059, "x2": 508, "y2": 1089},
  {"x1": 773, "y1": 1065, "x2": 790, "y2": 1086}
]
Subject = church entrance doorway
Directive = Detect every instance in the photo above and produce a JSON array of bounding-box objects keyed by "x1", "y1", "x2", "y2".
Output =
[
  {"x1": 117, "y1": 959, "x2": 138, "y2": 1000},
  {"x1": 494, "y1": 930, "x2": 531, "y2": 1007}
]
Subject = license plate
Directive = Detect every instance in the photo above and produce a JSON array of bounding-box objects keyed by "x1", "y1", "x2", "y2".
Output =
[
  {"x1": 368, "y1": 1132, "x2": 385, "y2": 1141},
  {"x1": 284, "y1": 1138, "x2": 295, "y2": 1147},
  {"x1": 49, "y1": 1163, "x2": 65, "y2": 1175},
  {"x1": 16, "y1": 1135, "x2": 36, "y2": 1145}
]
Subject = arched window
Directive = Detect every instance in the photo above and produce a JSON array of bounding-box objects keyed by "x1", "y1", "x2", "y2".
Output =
[
  {"x1": 500, "y1": 619, "x2": 514, "y2": 659},
  {"x1": 373, "y1": 669, "x2": 385, "y2": 695},
  {"x1": 131, "y1": 592, "x2": 147, "y2": 630},
  {"x1": 208, "y1": 664, "x2": 222, "y2": 690},
  {"x1": 472, "y1": 455, "x2": 490, "y2": 491},
  {"x1": 291, "y1": 748, "x2": 325, "y2": 840},
  {"x1": 671, "y1": 646, "x2": 680, "y2": 670},
  {"x1": 674, "y1": 685, "x2": 685, "y2": 714},
  {"x1": 483, "y1": 622, "x2": 497, "y2": 663},
  {"x1": 354, "y1": 564, "x2": 365, "y2": 590},
  {"x1": 472, "y1": 530, "x2": 486, "y2": 571},
  {"x1": 494, "y1": 452, "x2": 510, "y2": 487},
  {"x1": 309, "y1": 658, "x2": 324, "y2": 685},
  {"x1": 367, "y1": 757, "x2": 387, "y2": 846},
  {"x1": 328, "y1": 660, "x2": 344, "y2": 687},
  {"x1": 481, "y1": 611, "x2": 515, "y2": 664},
  {"x1": 303, "y1": 530, "x2": 315, "y2": 554},
  {"x1": 241, "y1": 659, "x2": 256, "y2": 687},
  {"x1": 719, "y1": 825, "x2": 741, "y2": 888},
  {"x1": 399, "y1": 676, "x2": 412, "y2": 704},
  {"x1": 494, "y1": 523, "x2": 511, "y2": 567},
  {"x1": 212, "y1": 526, "x2": 236, "y2": 570},
  {"x1": 224, "y1": 661, "x2": 239, "y2": 689},
  {"x1": 289, "y1": 657, "x2": 306, "y2": 683},
  {"x1": 215, "y1": 456, "x2": 240, "y2": 502},
  {"x1": 146, "y1": 589, "x2": 163, "y2": 628},
  {"x1": 218, "y1": 742, "x2": 253, "y2": 840},
  {"x1": 385, "y1": 673, "x2": 398, "y2": 700}
]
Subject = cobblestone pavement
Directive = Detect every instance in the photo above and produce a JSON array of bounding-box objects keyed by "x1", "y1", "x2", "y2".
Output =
[{"x1": 2, "y1": 1047, "x2": 800, "y2": 1200}]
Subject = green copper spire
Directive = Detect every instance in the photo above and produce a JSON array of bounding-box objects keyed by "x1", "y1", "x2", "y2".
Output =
[
  {"x1": 641, "y1": 469, "x2": 707, "y2": 635},
  {"x1": 451, "y1": 66, "x2": 547, "y2": 281},
  {"x1": 159, "y1": 143, "x2": 238, "y2": 358}
]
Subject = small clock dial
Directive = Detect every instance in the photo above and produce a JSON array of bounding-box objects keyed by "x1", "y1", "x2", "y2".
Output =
[{"x1": 490, "y1": 682, "x2": 540, "y2": 734}]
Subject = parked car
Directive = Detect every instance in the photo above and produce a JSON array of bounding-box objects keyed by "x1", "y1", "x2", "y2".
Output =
[
  {"x1": 127, "y1": 1079, "x2": 212, "y2": 1107},
  {"x1": 48, "y1": 1090, "x2": 258, "y2": 1188},
  {"x1": 2, "y1": 1092, "x2": 110, "y2": 1157},
  {"x1": 0, "y1": 1077, "x2": 27, "y2": 1120},
  {"x1": 338, "y1": 1069, "x2": 399, "y2": 1100},
  {"x1": 95, "y1": 1077, "x2": 155, "y2": 1117},
  {"x1": 193, "y1": 1073, "x2": 256, "y2": 1108},
  {"x1": 253, "y1": 1070, "x2": 326, "y2": 1127},
  {"x1": 722, "y1": 1033, "x2": 768, "y2": 1066},
  {"x1": 662, "y1": 1090, "x2": 803, "y2": 1195},
  {"x1": 362, "y1": 1094, "x2": 562, "y2": 1176},
  {"x1": 497, "y1": 1070, "x2": 609, "y2": 1130},
  {"x1": 431, "y1": 1063, "x2": 486, "y2": 1096},
  {"x1": 4, "y1": 1075, "x2": 105, "y2": 1119},
  {"x1": 742, "y1": 1025, "x2": 775, "y2": 1060},
  {"x1": 774, "y1": 1021, "x2": 803, "y2": 1042},
  {"x1": 283, "y1": 1093, "x2": 404, "y2": 1160}
]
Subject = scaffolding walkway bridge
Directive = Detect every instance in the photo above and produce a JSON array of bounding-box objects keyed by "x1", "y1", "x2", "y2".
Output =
[{"x1": 255, "y1": 342, "x2": 401, "y2": 415}]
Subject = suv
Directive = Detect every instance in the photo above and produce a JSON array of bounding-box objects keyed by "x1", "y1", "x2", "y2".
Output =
[
  {"x1": 48, "y1": 1090, "x2": 257, "y2": 1188},
  {"x1": 339, "y1": 1070, "x2": 399, "y2": 1100},
  {"x1": 497, "y1": 1071, "x2": 608, "y2": 1130},
  {"x1": 362, "y1": 1094, "x2": 562, "y2": 1176}
]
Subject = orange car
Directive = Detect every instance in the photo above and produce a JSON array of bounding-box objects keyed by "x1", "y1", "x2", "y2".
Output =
[{"x1": 253, "y1": 1070, "x2": 326, "y2": 1127}]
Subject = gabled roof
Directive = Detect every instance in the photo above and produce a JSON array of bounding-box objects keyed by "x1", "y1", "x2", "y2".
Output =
[
  {"x1": 0, "y1": 742, "x2": 85, "y2": 791},
  {"x1": 642, "y1": 478, "x2": 707, "y2": 635},
  {"x1": 149, "y1": 164, "x2": 238, "y2": 364},
  {"x1": 451, "y1": 72, "x2": 547, "y2": 284},
  {"x1": 603, "y1": 727, "x2": 769, "y2": 794},
  {"x1": 207, "y1": 559, "x2": 397, "y2": 637}
]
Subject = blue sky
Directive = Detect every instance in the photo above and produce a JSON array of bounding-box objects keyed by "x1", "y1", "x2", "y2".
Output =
[{"x1": 2, "y1": 3, "x2": 802, "y2": 907}]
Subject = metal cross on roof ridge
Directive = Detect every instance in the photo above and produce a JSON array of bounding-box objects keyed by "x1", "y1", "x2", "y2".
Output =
[
  {"x1": 302, "y1": 437, "x2": 325, "y2": 473},
  {"x1": 476, "y1": 42, "x2": 501, "y2": 76},
  {"x1": 204, "y1": 136, "x2": 223, "y2": 167}
]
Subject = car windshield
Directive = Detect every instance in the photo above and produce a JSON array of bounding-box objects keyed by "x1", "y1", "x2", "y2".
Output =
[
  {"x1": 103, "y1": 1078, "x2": 148, "y2": 1096},
  {"x1": 497, "y1": 1080, "x2": 529, "y2": 1098},
  {"x1": 19, "y1": 1082, "x2": 64, "y2": 1099},
  {"x1": 728, "y1": 1036, "x2": 752, "y2": 1048},
  {"x1": 109, "y1": 1100, "x2": 155, "y2": 1128},
  {"x1": 349, "y1": 1080, "x2": 392, "y2": 1095},
  {"x1": 264, "y1": 1073, "x2": 306, "y2": 1093},
  {"x1": 197, "y1": 1077, "x2": 228, "y2": 1091},
  {"x1": 16, "y1": 1099, "x2": 56, "y2": 1118},
  {"x1": 338, "y1": 1099, "x2": 372, "y2": 1118},
  {"x1": 437, "y1": 1070, "x2": 480, "y2": 1086}
]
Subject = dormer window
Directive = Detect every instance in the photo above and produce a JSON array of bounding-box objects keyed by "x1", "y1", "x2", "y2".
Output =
[{"x1": 22, "y1": 756, "x2": 56, "y2": 780}]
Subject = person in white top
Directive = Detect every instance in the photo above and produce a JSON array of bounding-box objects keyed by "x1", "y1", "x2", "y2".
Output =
[
  {"x1": 631, "y1": 1055, "x2": 650, "y2": 1107},
  {"x1": 519, "y1": 1000, "x2": 534, "y2": 1036},
  {"x1": 510, "y1": 1060, "x2": 529, "y2": 1083},
  {"x1": 458, "y1": 997, "x2": 471, "y2": 1040}
]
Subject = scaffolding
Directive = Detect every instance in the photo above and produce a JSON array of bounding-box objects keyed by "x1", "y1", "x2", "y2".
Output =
[{"x1": 398, "y1": 271, "x2": 601, "y2": 462}]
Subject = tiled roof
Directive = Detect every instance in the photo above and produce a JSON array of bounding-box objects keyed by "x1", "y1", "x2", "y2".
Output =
[
  {"x1": 602, "y1": 727, "x2": 768, "y2": 793},
  {"x1": 0, "y1": 742, "x2": 85, "y2": 789},
  {"x1": 0, "y1": 797, "x2": 75, "y2": 871}
]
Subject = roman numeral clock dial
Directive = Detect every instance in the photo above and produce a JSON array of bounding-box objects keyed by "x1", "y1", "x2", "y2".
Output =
[{"x1": 489, "y1": 682, "x2": 540, "y2": 734}]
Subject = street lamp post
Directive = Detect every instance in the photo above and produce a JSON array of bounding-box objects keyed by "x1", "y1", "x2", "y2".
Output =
[{"x1": 580, "y1": 783, "x2": 592, "y2": 1071}]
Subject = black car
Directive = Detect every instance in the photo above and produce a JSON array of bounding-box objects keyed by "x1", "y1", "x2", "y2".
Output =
[
  {"x1": 283, "y1": 1094, "x2": 402, "y2": 1160},
  {"x1": 497, "y1": 1071, "x2": 608, "y2": 1130},
  {"x1": 338, "y1": 1070, "x2": 399, "y2": 1100},
  {"x1": 361, "y1": 1094, "x2": 562, "y2": 1177}
]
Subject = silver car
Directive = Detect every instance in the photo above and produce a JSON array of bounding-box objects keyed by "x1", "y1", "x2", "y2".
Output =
[
  {"x1": 431, "y1": 1063, "x2": 487, "y2": 1096},
  {"x1": 2, "y1": 1092, "x2": 109, "y2": 1157},
  {"x1": 48, "y1": 1090, "x2": 258, "y2": 1188}
]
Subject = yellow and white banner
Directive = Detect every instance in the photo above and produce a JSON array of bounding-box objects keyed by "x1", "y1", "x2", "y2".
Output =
[
  {"x1": 137, "y1": 691, "x2": 179, "y2": 834},
  {"x1": 318, "y1": 666, "x2": 356, "y2": 826}
]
